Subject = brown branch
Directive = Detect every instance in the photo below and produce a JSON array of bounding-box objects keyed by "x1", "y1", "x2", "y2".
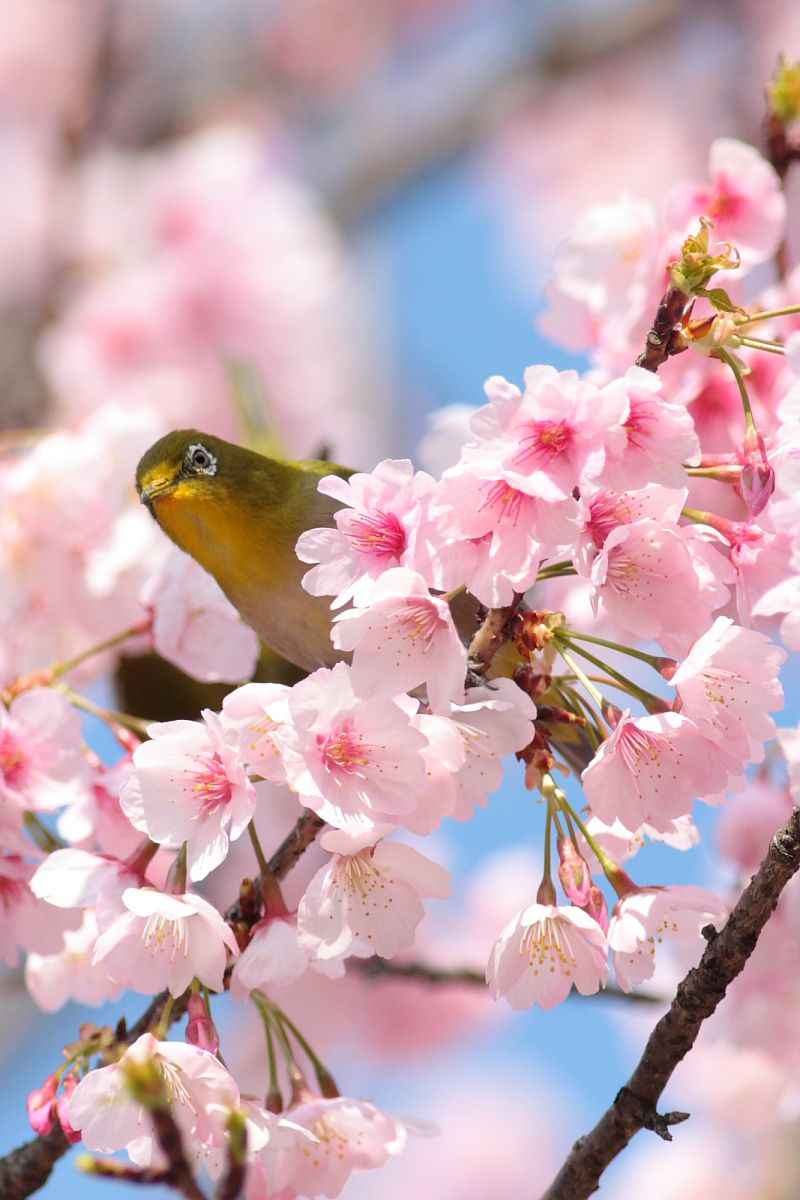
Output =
[
  {"x1": 0, "y1": 1124, "x2": 70, "y2": 1200},
  {"x1": 540, "y1": 806, "x2": 800, "y2": 1200},
  {"x1": 468, "y1": 596, "x2": 524, "y2": 676},
  {"x1": 353, "y1": 957, "x2": 661, "y2": 1004},
  {"x1": 635, "y1": 284, "x2": 692, "y2": 373}
]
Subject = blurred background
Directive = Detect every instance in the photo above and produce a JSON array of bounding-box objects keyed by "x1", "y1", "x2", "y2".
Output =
[{"x1": 1, "y1": 1, "x2": 799, "y2": 1196}]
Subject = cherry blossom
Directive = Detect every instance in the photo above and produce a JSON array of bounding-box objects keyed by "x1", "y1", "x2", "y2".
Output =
[
  {"x1": 231, "y1": 914, "x2": 311, "y2": 997},
  {"x1": 332, "y1": 567, "x2": 467, "y2": 713},
  {"x1": 464, "y1": 367, "x2": 628, "y2": 499},
  {"x1": 584, "y1": 518, "x2": 714, "y2": 645},
  {"x1": 120, "y1": 709, "x2": 257, "y2": 881},
  {"x1": 581, "y1": 711, "x2": 732, "y2": 833},
  {"x1": 608, "y1": 885, "x2": 728, "y2": 992},
  {"x1": 268, "y1": 1094, "x2": 424, "y2": 1198},
  {"x1": 447, "y1": 680, "x2": 537, "y2": 822},
  {"x1": 92, "y1": 886, "x2": 239, "y2": 996},
  {"x1": 662, "y1": 138, "x2": 785, "y2": 271},
  {"x1": 0, "y1": 688, "x2": 89, "y2": 817},
  {"x1": 277, "y1": 662, "x2": 434, "y2": 832},
  {"x1": 220, "y1": 682, "x2": 292, "y2": 781},
  {"x1": 487, "y1": 902, "x2": 609, "y2": 1011},
  {"x1": 297, "y1": 459, "x2": 437, "y2": 608},
  {"x1": 141, "y1": 547, "x2": 260, "y2": 683},
  {"x1": 670, "y1": 618, "x2": 786, "y2": 762},
  {"x1": 68, "y1": 1033, "x2": 240, "y2": 1178},
  {"x1": 25, "y1": 911, "x2": 123, "y2": 1012},
  {"x1": 297, "y1": 838, "x2": 451, "y2": 969},
  {"x1": 597, "y1": 367, "x2": 700, "y2": 491},
  {"x1": 0, "y1": 855, "x2": 80, "y2": 968}
]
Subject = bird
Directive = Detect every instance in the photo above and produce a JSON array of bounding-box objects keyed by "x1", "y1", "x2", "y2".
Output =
[{"x1": 136, "y1": 429, "x2": 352, "y2": 673}]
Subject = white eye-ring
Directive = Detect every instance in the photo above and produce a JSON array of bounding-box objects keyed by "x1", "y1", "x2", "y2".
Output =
[{"x1": 186, "y1": 443, "x2": 217, "y2": 475}]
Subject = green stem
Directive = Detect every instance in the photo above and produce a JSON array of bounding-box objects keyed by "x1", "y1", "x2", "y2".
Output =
[
  {"x1": 562, "y1": 642, "x2": 661, "y2": 711},
  {"x1": 248, "y1": 822, "x2": 270, "y2": 876},
  {"x1": 536, "y1": 564, "x2": 578, "y2": 581},
  {"x1": 51, "y1": 621, "x2": 150, "y2": 679},
  {"x1": 736, "y1": 336, "x2": 785, "y2": 355},
  {"x1": 58, "y1": 686, "x2": 151, "y2": 736},
  {"x1": 155, "y1": 995, "x2": 175, "y2": 1040},
  {"x1": 557, "y1": 649, "x2": 606, "y2": 711},
  {"x1": 23, "y1": 811, "x2": 66, "y2": 854},
  {"x1": 717, "y1": 346, "x2": 756, "y2": 434},
  {"x1": 735, "y1": 303, "x2": 800, "y2": 326},
  {"x1": 559, "y1": 797, "x2": 618, "y2": 880},
  {"x1": 559, "y1": 629, "x2": 665, "y2": 670}
]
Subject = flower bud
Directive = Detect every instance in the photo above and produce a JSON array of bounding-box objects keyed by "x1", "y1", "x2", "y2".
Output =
[
  {"x1": 27, "y1": 1074, "x2": 58, "y2": 1136},
  {"x1": 737, "y1": 430, "x2": 775, "y2": 517},
  {"x1": 186, "y1": 992, "x2": 220, "y2": 1055},
  {"x1": 584, "y1": 884, "x2": 609, "y2": 934},
  {"x1": 557, "y1": 837, "x2": 592, "y2": 906}
]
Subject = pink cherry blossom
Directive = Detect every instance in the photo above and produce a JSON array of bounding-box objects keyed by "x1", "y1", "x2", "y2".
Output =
[
  {"x1": 537, "y1": 195, "x2": 662, "y2": 357},
  {"x1": 581, "y1": 711, "x2": 732, "y2": 833},
  {"x1": 25, "y1": 911, "x2": 123, "y2": 1012},
  {"x1": 396, "y1": 709, "x2": 465, "y2": 836},
  {"x1": 0, "y1": 688, "x2": 89, "y2": 816},
  {"x1": 608, "y1": 885, "x2": 727, "y2": 992},
  {"x1": 670, "y1": 617, "x2": 785, "y2": 762},
  {"x1": 332, "y1": 568, "x2": 467, "y2": 713},
  {"x1": 141, "y1": 547, "x2": 260, "y2": 683},
  {"x1": 92, "y1": 886, "x2": 239, "y2": 997},
  {"x1": 68, "y1": 1033, "x2": 240, "y2": 1179},
  {"x1": 429, "y1": 470, "x2": 551, "y2": 607},
  {"x1": 29, "y1": 847, "x2": 138, "y2": 910},
  {"x1": 120, "y1": 709, "x2": 257, "y2": 881},
  {"x1": 597, "y1": 367, "x2": 700, "y2": 491},
  {"x1": 297, "y1": 839, "x2": 451, "y2": 968},
  {"x1": 447, "y1": 680, "x2": 537, "y2": 822},
  {"x1": 576, "y1": 484, "x2": 687, "y2": 566},
  {"x1": 298, "y1": 460, "x2": 437, "y2": 608},
  {"x1": 584, "y1": 518, "x2": 711, "y2": 643},
  {"x1": 464, "y1": 367, "x2": 628, "y2": 500},
  {"x1": 231, "y1": 914, "x2": 310, "y2": 997},
  {"x1": 486, "y1": 902, "x2": 609, "y2": 1011},
  {"x1": 269, "y1": 1094, "x2": 422, "y2": 1198},
  {"x1": 662, "y1": 138, "x2": 785, "y2": 271},
  {"x1": 221, "y1": 682, "x2": 292, "y2": 781},
  {"x1": 56, "y1": 757, "x2": 145, "y2": 858},
  {"x1": 0, "y1": 855, "x2": 80, "y2": 967},
  {"x1": 277, "y1": 663, "x2": 432, "y2": 833}
]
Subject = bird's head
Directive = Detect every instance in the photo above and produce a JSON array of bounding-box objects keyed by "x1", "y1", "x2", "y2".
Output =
[{"x1": 136, "y1": 430, "x2": 228, "y2": 512}]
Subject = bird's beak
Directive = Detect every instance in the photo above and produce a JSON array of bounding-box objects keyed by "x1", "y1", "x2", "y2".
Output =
[{"x1": 137, "y1": 477, "x2": 176, "y2": 508}]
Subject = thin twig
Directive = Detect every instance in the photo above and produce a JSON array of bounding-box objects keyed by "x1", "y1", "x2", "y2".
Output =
[{"x1": 540, "y1": 807, "x2": 800, "y2": 1200}]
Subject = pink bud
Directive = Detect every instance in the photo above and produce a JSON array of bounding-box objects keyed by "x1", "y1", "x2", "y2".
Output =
[
  {"x1": 27, "y1": 1074, "x2": 58, "y2": 1136},
  {"x1": 585, "y1": 885, "x2": 609, "y2": 934},
  {"x1": 557, "y1": 838, "x2": 591, "y2": 906},
  {"x1": 186, "y1": 993, "x2": 220, "y2": 1055},
  {"x1": 56, "y1": 1073, "x2": 82, "y2": 1144},
  {"x1": 737, "y1": 430, "x2": 775, "y2": 517}
]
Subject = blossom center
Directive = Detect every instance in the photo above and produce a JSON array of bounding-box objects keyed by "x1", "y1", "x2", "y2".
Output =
[
  {"x1": 480, "y1": 480, "x2": 525, "y2": 524},
  {"x1": 521, "y1": 918, "x2": 577, "y2": 975},
  {"x1": 191, "y1": 754, "x2": 233, "y2": 816},
  {"x1": 346, "y1": 510, "x2": 407, "y2": 559},
  {"x1": 514, "y1": 419, "x2": 572, "y2": 469},
  {"x1": 318, "y1": 721, "x2": 372, "y2": 778},
  {"x1": 0, "y1": 729, "x2": 29, "y2": 791}
]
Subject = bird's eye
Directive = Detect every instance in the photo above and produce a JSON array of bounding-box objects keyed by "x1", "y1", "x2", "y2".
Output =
[{"x1": 186, "y1": 443, "x2": 217, "y2": 475}]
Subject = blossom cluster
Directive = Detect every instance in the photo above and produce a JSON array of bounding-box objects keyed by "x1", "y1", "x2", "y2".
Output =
[{"x1": 3, "y1": 113, "x2": 800, "y2": 1195}]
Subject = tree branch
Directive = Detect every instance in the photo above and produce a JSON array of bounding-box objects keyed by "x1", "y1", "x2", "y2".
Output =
[{"x1": 540, "y1": 806, "x2": 800, "y2": 1200}]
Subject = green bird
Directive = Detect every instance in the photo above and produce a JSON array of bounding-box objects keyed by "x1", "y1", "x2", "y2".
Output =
[{"x1": 136, "y1": 429, "x2": 352, "y2": 673}]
